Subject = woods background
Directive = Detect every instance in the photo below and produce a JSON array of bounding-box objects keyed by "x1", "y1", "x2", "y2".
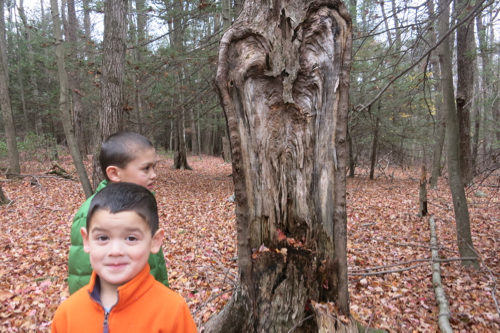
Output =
[{"x1": 0, "y1": 0, "x2": 498, "y2": 182}]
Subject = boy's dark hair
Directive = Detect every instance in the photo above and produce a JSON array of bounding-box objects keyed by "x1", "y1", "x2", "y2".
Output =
[
  {"x1": 99, "y1": 132, "x2": 154, "y2": 181},
  {"x1": 87, "y1": 182, "x2": 159, "y2": 235}
]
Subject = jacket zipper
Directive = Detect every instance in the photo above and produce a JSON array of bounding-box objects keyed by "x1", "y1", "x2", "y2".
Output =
[{"x1": 103, "y1": 311, "x2": 110, "y2": 333}]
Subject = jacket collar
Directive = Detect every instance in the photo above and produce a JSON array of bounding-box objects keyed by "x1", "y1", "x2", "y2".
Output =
[
  {"x1": 95, "y1": 180, "x2": 108, "y2": 192},
  {"x1": 87, "y1": 263, "x2": 154, "y2": 311}
]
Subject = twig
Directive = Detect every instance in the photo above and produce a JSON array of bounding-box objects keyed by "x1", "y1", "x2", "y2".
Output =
[
  {"x1": 348, "y1": 263, "x2": 429, "y2": 276},
  {"x1": 365, "y1": 307, "x2": 377, "y2": 332},
  {"x1": 429, "y1": 216, "x2": 453, "y2": 333},
  {"x1": 348, "y1": 257, "x2": 477, "y2": 272},
  {"x1": 286, "y1": 315, "x2": 313, "y2": 333},
  {"x1": 194, "y1": 287, "x2": 235, "y2": 315}
]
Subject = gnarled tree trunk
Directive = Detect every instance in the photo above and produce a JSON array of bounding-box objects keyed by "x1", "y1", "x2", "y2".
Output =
[{"x1": 206, "y1": 1, "x2": 352, "y2": 332}]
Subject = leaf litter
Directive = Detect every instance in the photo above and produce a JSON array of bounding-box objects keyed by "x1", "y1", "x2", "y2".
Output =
[{"x1": 0, "y1": 157, "x2": 499, "y2": 332}]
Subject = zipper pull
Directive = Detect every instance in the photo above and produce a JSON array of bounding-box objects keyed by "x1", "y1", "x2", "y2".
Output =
[{"x1": 103, "y1": 311, "x2": 110, "y2": 328}]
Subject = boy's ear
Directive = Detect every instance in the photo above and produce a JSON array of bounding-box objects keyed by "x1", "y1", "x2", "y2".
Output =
[
  {"x1": 106, "y1": 166, "x2": 121, "y2": 182},
  {"x1": 81, "y1": 227, "x2": 91, "y2": 253},
  {"x1": 150, "y1": 229, "x2": 164, "y2": 254}
]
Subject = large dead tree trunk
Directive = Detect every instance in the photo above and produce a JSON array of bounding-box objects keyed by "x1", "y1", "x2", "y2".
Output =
[{"x1": 206, "y1": 1, "x2": 352, "y2": 332}]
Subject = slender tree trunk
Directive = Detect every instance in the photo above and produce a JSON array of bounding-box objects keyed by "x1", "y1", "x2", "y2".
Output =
[
  {"x1": 190, "y1": 108, "x2": 198, "y2": 156},
  {"x1": 93, "y1": 0, "x2": 127, "y2": 187},
  {"x1": 50, "y1": 0, "x2": 93, "y2": 199},
  {"x1": 438, "y1": 0, "x2": 478, "y2": 268},
  {"x1": 0, "y1": 0, "x2": 20, "y2": 177},
  {"x1": 206, "y1": 1, "x2": 352, "y2": 331},
  {"x1": 476, "y1": 13, "x2": 493, "y2": 163},
  {"x1": 67, "y1": 0, "x2": 87, "y2": 158},
  {"x1": 369, "y1": 117, "x2": 379, "y2": 180},
  {"x1": 13, "y1": 8, "x2": 29, "y2": 135},
  {"x1": 348, "y1": 127, "x2": 355, "y2": 178},
  {"x1": 221, "y1": 0, "x2": 231, "y2": 31},
  {"x1": 455, "y1": 0, "x2": 473, "y2": 186},
  {"x1": 170, "y1": 0, "x2": 191, "y2": 170},
  {"x1": 428, "y1": 0, "x2": 445, "y2": 189}
]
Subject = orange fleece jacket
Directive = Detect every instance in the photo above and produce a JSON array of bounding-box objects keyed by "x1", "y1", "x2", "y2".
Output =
[{"x1": 51, "y1": 264, "x2": 196, "y2": 333}]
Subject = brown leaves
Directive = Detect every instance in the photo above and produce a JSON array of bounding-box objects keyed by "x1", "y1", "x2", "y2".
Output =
[
  {"x1": 347, "y1": 170, "x2": 500, "y2": 332},
  {"x1": 0, "y1": 155, "x2": 237, "y2": 330}
]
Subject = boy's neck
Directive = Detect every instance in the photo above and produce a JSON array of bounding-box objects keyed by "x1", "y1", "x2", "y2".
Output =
[{"x1": 99, "y1": 277, "x2": 119, "y2": 309}]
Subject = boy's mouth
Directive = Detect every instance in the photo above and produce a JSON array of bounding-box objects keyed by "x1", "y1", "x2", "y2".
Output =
[{"x1": 107, "y1": 263, "x2": 127, "y2": 270}]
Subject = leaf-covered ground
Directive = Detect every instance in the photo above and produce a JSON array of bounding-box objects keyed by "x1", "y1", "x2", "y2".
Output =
[{"x1": 0, "y1": 155, "x2": 499, "y2": 332}]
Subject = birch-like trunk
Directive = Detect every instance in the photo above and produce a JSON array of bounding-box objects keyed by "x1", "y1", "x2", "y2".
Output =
[{"x1": 206, "y1": 1, "x2": 352, "y2": 331}]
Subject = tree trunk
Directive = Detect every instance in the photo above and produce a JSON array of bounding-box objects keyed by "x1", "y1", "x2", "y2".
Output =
[
  {"x1": 50, "y1": 0, "x2": 93, "y2": 199},
  {"x1": 67, "y1": 0, "x2": 87, "y2": 159},
  {"x1": 437, "y1": 0, "x2": 478, "y2": 269},
  {"x1": 93, "y1": 0, "x2": 127, "y2": 187},
  {"x1": 419, "y1": 166, "x2": 428, "y2": 217},
  {"x1": 173, "y1": 112, "x2": 192, "y2": 170},
  {"x1": 428, "y1": 0, "x2": 445, "y2": 190},
  {"x1": 347, "y1": 127, "x2": 355, "y2": 178},
  {"x1": 206, "y1": 1, "x2": 352, "y2": 331},
  {"x1": 455, "y1": 0, "x2": 473, "y2": 186},
  {"x1": 476, "y1": 13, "x2": 492, "y2": 167},
  {"x1": 170, "y1": 0, "x2": 191, "y2": 170},
  {"x1": 0, "y1": 183, "x2": 9, "y2": 205},
  {"x1": 369, "y1": 117, "x2": 379, "y2": 180},
  {"x1": 0, "y1": 0, "x2": 20, "y2": 177}
]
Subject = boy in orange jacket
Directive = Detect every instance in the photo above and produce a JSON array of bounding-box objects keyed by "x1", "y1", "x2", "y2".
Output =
[{"x1": 52, "y1": 182, "x2": 197, "y2": 333}]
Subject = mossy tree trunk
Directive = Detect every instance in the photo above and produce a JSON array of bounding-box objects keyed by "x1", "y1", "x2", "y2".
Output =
[{"x1": 206, "y1": 1, "x2": 352, "y2": 332}]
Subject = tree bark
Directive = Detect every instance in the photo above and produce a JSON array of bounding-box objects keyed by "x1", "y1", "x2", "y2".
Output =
[
  {"x1": 455, "y1": 0, "x2": 474, "y2": 186},
  {"x1": 437, "y1": 0, "x2": 478, "y2": 269},
  {"x1": 0, "y1": 0, "x2": 20, "y2": 177},
  {"x1": 206, "y1": 1, "x2": 352, "y2": 331},
  {"x1": 50, "y1": 0, "x2": 93, "y2": 199},
  {"x1": 93, "y1": 0, "x2": 127, "y2": 187}
]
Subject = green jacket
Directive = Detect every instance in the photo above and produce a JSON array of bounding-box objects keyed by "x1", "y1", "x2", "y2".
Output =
[{"x1": 67, "y1": 180, "x2": 169, "y2": 294}]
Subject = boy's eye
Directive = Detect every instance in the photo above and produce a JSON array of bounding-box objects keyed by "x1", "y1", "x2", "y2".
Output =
[
  {"x1": 126, "y1": 236, "x2": 139, "y2": 242},
  {"x1": 96, "y1": 236, "x2": 109, "y2": 241}
]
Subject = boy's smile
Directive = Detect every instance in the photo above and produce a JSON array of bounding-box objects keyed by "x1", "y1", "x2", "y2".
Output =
[{"x1": 81, "y1": 210, "x2": 163, "y2": 293}]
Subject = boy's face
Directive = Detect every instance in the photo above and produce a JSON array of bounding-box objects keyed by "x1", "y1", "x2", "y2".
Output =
[
  {"x1": 108, "y1": 148, "x2": 157, "y2": 190},
  {"x1": 81, "y1": 209, "x2": 163, "y2": 290}
]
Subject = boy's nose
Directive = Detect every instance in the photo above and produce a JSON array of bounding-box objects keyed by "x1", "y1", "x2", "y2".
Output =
[
  {"x1": 108, "y1": 241, "x2": 125, "y2": 256},
  {"x1": 151, "y1": 169, "x2": 157, "y2": 179}
]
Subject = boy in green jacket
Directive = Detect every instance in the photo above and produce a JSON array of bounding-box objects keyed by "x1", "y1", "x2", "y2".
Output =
[{"x1": 68, "y1": 132, "x2": 169, "y2": 294}]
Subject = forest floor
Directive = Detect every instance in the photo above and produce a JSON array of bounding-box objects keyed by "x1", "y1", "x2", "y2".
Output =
[{"x1": 0, "y1": 154, "x2": 499, "y2": 332}]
